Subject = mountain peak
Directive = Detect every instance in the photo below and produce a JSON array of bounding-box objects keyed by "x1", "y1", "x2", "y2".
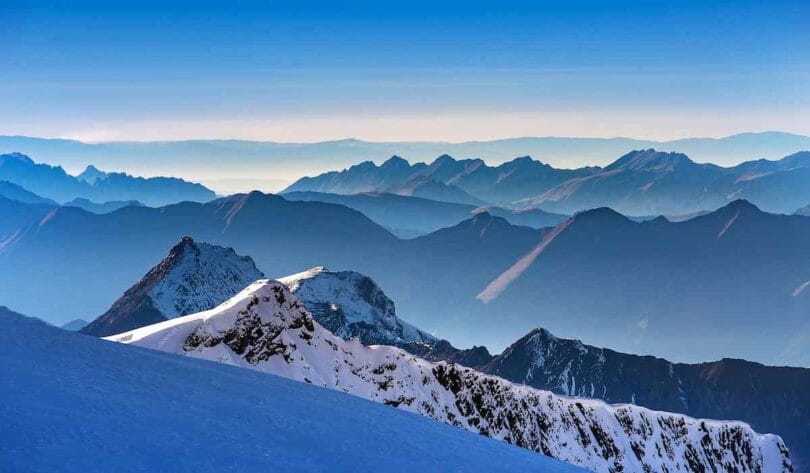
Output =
[
  {"x1": 77, "y1": 164, "x2": 108, "y2": 184},
  {"x1": 381, "y1": 155, "x2": 410, "y2": 169},
  {"x1": 724, "y1": 199, "x2": 761, "y2": 213},
  {"x1": 279, "y1": 267, "x2": 436, "y2": 346},
  {"x1": 0, "y1": 152, "x2": 34, "y2": 165},
  {"x1": 432, "y1": 154, "x2": 457, "y2": 165},
  {"x1": 81, "y1": 239, "x2": 265, "y2": 337},
  {"x1": 607, "y1": 149, "x2": 694, "y2": 172},
  {"x1": 571, "y1": 206, "x2": 631, "y2": 225}
]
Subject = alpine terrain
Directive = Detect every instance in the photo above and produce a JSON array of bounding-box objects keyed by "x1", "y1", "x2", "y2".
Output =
[{"x1": 107, "y1": 280, "x2": 793, "y2": 473}]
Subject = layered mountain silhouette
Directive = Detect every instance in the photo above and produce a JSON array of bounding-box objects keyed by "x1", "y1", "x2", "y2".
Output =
[
  {"x1": 287, "y1": 150, "x2": 810, "y2": 215},
  {"x1": 63, "y1": 198, "x2": 144, "y2": 214},
  {"x1": 0, "y1": 153, "x2": 216, "y2": 206},
  {"x1": 284, "y1": 154, "x2": 597, "y2": 205},
  {"x1": 283, "y1": 190, "x2": 567, "y2": 237},
  {"x1": 521, "y1": 149, "x2": 810, "y2": 215},
  {"x1": 1, "y1": 193, "x2": 808, "y2": 366},
  {"x1": 0, "y1": 180, "x2": 56, "y2": 205}
]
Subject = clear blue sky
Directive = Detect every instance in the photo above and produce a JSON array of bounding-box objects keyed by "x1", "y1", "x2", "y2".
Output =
[{"x1": 2, "y1": 0, "x2": 808, "y2": 141}]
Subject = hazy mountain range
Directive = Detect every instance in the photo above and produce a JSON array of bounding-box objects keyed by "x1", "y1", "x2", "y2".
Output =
[
  {"x1": 286, "y1": 149, "x2": 810, "y2": 215},
  {"x1": 0, "y1": 152, "x2": 215, "y2": 206},
  {"x1": 282, "y1": 190, "x2": 568, "y2": 237},
  {"x1": 2, "y1": 132, "x2": 809, "y2": 190},
  {"x1": 1, "y1": 190, "x2": 808, "y2": 367}
]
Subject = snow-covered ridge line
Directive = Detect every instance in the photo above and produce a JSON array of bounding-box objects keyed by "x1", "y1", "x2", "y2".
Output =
[
  {"x1": 279, "y1": 266, "x2": 437, "y2": 347},
  {"x1": 107, "y1": 280, "x2": 793, "y2": 473}
]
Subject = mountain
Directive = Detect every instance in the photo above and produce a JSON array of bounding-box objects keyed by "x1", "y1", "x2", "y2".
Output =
[
  {"x1": 107, "y1": 280, "x2": 792, "y2": 473},
  {"x1": 520, "y1": 149, "x2": 810, "y2": 215},
  {"x1": 0, "y1": 311, "x2": 581, "y2": 472},
  {"x1": 63, "y1": 197, "x2": 144, "y2": 214},
  {"x1": 2, "y1": 194, "x2": 808, "y2": 366},
  {"x1": 60, "y1": 318, "x2": 89, "y2": 331},
  {"x1": 471, "y1": 200, "x2": 810, "y2": 366},
  {"x1": 3, "y1": 132, "x2": 808, "y2": 189},
  {"x1": 482, "y1": 327, "x2": 810, "y2": 470},
  {"x1": 279, "y1": 267, "x2": 437, "y2": 347},
  {"x1": 0, "y1": 195, "x2": 55, "y2": 241},
  {"x1": 0, "y1": 180, "x2": 56, "y2": 205},
  {"x1": 796, "y1": 204, "x2": 810, "y2": 216},
  {"x1": 284, "y1": 154, "x2": 596, "y2": 205},
  {"x1": 76, "y1": 164, "x2": 107, "y2": 184},
  {"x1": 0, "y1": 191, "x2": 397, "y2": 327},
  {"x1": 81, "y1": 237, "x2": 265, "y2": 337},
  {"x1": 282, "y1": 191, "x2": 567, "y2": 237},
  {"x1": 0, "y1": 152, "x2": 216, "y2": 206}
]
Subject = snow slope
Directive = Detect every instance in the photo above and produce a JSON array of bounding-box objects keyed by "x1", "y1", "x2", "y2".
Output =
[
  {"x1": 0, "y1": 311, "x2": 583, "y2": 472},
  {"x1": 109, "y1": 280, "x2": 792, "y2": 473},
  {"x1": 280, "y1": 266, "x2": 437, "y2": 346}
]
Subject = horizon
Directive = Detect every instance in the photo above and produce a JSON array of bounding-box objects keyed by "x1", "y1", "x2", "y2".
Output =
[{"x1": 4, "y1": 129, "x2": 809, "y2": 146}]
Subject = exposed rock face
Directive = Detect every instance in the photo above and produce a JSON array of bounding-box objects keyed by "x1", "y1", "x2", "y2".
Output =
[
  {"x1": 81, "y1": 237, "x2": 265, "y2": 337},
  {"x1": 483, "y1": 327, "x2": 810, "y2": 470},
  {"x1": 279, "y1": 267, "x2": 437, "y2": 347},
  {"x1": 108, "y1": 281, "x2": 793, "y2": 473}
]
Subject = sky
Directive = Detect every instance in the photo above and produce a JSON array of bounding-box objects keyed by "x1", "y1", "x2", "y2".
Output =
[{"x1": 1, "y1": 0, "x2": 809, "y2": 142}]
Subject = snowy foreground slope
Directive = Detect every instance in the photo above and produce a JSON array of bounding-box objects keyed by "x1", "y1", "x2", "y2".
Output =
[
  {"x1": 110, "y1": 280, "x2": 792, "y2": 473},
  {"x1": 0, "y1": 312, "x2": 582, "y2": 472}
]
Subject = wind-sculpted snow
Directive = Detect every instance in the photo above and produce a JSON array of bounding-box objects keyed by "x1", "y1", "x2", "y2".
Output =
[
  {"x1": 279, "y1": 267, "x2": 437, "y2": 347},
  {"x1": 109, "y1": 280, "x2": 793, "y2": 473}
]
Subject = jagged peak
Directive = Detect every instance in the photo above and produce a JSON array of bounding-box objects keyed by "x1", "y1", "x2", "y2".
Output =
[
  {"x1": 380, "y1": 155, "x2": 410, "y2": 168},
  {"x1": 606, "y1": 149, "x2": 694, "y2": 172},
  {"x1": 432, "y1": 154, "x2": 457, "y2": 164}
]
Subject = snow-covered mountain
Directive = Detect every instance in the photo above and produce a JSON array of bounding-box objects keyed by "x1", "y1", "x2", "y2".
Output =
[
  {"x1": 279, "y1": 267, "x2": 437, "y2": 347},
  {"x1": 481, "y1": 327, "x2": 810, "y2": 470},
  {"x1": 1, "y1": 307, "x2": 581, "y2": 472},
  {"x1": 108, "y1": 280, "x2": 793, "y2": 473},
  {"x1": 82, "y1": 237, "x2": 265, "y2": 336}
]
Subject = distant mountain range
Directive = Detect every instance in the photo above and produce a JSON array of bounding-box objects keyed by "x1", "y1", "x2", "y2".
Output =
[
  {"x1": 107, "y1": 279, "x2": 791, "y2": 473},
  {"x1": 284, "y1": 154, "x2": 598, "y2": 206},
  {"x1": 282, "y1": 190, "x2": 567, "y2": 237},
  {"x1": 64, "y1": 198, "x2": 144, "y2": 214},
  {"x1": 1, "y1": 192, "x2": 807, "y2": 367},
  {"x1": 286, "y1": 150, "x2": 810, "y2": 215},
  {"x1": 0, "y1": 152, "x2": 216, "y2": 206},
  {"x1": 0, "y1": 180, "x2": 57, "y2": 205},
  {"x1": 2, "y1": 132, "x2": 809, "y2": 189}
]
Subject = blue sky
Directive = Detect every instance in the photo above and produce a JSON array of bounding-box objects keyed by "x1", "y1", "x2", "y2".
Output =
[{"x1": 2, "y1": 0, "x2": 808, "y2": 141}]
